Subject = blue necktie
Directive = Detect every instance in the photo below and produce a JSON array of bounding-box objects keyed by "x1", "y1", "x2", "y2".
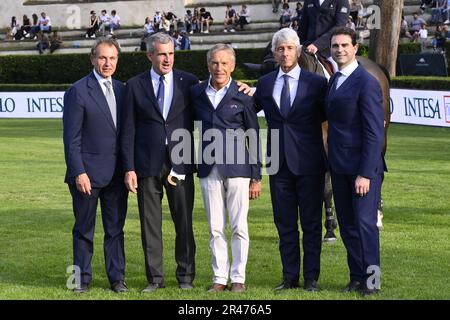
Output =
[
  {"x1": 157, "y1": 75, "x2": 165, "y2": 114},
  {"x1": 330, "y1": 71, "x2": 342, "y2": 94},
  {"x1": 280, "y1": 74, "x2": 291, "y2": 118}
]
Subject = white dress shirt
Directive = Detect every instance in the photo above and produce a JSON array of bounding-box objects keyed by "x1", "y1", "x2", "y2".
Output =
[
  {"x1": 272, "y1": 64, "x2": 301, "y2": 109},
  {"x1": 336, "y1": 59, "x2": 359, "y2": 90},
  {"x1": 150, "y1": 68, "x2": 173, "y2": 120},
  {"x1": 93, "y1": 69, "x2": 116, "y2": 102},
  {"x1": 206, "y1": 77, "x2": 233, "y2": 108}
]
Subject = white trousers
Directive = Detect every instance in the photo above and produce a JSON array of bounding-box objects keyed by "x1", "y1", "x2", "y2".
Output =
[{"x1": 199, "y1": 167, "x2": 250, "y2": 285}]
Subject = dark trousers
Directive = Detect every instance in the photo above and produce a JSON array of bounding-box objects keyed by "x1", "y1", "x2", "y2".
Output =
[
  {"x1": 69, "y1": 174, "x2": 128, "y2": 285},
  {"x1": 137, "y1": 157, "x2": 196, "y2": 285},
  {"x1": 331, "y1": 172, "x2": 382, "y2": 283},
  {"x1": 269, "y1": 160, "x2": 324, "y2": 283}
]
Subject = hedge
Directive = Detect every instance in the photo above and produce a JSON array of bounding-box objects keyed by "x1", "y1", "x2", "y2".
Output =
[
  {"x1": 0, "y1": 49, "x2": 265, "y2": 84},
  {"x1": 1, "y1": 76, "x2": 449, "y2": 91}
]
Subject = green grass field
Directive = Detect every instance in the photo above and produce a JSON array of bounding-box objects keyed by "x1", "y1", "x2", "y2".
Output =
[{"x1": 0, "y1": 119, "x2": 449, "y2": 300}]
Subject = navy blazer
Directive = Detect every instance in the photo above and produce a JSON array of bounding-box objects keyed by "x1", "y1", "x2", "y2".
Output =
[
  {"x1": 191, "y1": 80, "x2": 261, "y2": 180},
  {"x1": 325, "y1": 64, "x2": 384, "y2": 179},
  {"x1": 299, "y1": 0, "x2": 350, "y2": 57},
  {"x1": 63, "y1": 72, "x2": 125, "y2": 188},
  {"x1": 120, "y1": 69, "x2": 199, "y2": 177},
  {"x1": 254, "y1": 68, "x2": 328, "y2": 176}
]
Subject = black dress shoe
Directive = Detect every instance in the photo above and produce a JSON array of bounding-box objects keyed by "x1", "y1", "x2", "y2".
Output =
[
  {"x1": 360, "y1": 283, "x2": 380, "y2": 297},
  {"x1": 179, "y1": 283, "x2": 194, "y2": 290},
  {"x1": 111, "y1": 280, "x2": 129, "y2": 293},
  {"x1": 304, "y1": 279, "x2": 320, "y2": 292},
  {"x1": 142, "y1": 282, "x2": 165, "y2": 293},
  {"x1": 73, "y1": 283, "x2": 89, "y2": 294},
  {"x1": 342, "y1": 281, "x2": 362, "y2": 292},
  {"x1": 274, "y1": 281, "x2": 299, "y2": 291}
]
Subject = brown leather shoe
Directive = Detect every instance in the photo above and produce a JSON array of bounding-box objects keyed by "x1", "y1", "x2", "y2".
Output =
[
  {"x1": 231, "y1": 283, "x2": 246, "y2": 293},
  {"x1": 207, "y1": 283, "x2": 227, "y2": 293}
]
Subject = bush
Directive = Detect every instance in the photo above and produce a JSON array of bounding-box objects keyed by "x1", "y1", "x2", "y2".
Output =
[{"x1": 0, "y1": 49, "x2": 266, "y2": 84}]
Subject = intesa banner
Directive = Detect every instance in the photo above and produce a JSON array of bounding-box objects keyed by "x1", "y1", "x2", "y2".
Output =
[
  {"x1": 1, "y1": 89, "x2": 450, "y2": 127},
  {"x1": 0, "y1": 92, "x2": 64, "y2": 118},
  {"x1": 389, "y1": 89, "x2": 450, "y2": 127}
]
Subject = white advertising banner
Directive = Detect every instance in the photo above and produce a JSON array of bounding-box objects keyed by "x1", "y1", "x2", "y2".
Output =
[
  {"x1": 1, "y1": 89, "x2": 450, "y2": 128},
  {"x1": 389, "y1": 89, "x2": 450, "y2": 127},
  {"x1": 0, "y1": 91, "x2": 64, "y2": 118}
]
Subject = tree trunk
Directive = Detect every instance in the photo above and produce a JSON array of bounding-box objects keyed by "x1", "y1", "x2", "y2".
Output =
[{"x1": 368, "y1": 0, "x2": 404, "y2": 77}]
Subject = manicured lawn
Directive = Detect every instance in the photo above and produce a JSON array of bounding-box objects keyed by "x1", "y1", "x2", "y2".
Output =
[{"x1": 0, "y1": 119, "x2": 449, "y2": 300}]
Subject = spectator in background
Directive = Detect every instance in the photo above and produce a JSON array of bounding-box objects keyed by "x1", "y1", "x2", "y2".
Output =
[
  {"x1": 171, "y1": 30, "x2": 181, "y2": 50},
  {"x1": 10, "y1": 16, "x2": 18, "y2": 39},
  {"x1": 292, "y1": 2, "x2": 303, "y2": 24},
  {"x1": 431, "y1": 0, "x2": 444, "y2": 25},
  {"x1": 410, "y1": 13, "x2": 426, "y2": 42},
  {"x1": 443, "y1": 23, "x2": 450, "y2": 39},
  {"x1": 154, "y1": 11, "x2": 163, "y2": 30},
  {"x1": 279, "y1": 2, "x2": 293, "y2": 29},
  {"x1": 291, "y1": 18, "x2": 300, "y2": 31},
  {"x1": 110, "y1": 10, "x2": 121, "y2": 34},
  {"x1": 200, "y1": 7, "x2": 213, "y2": 33},
  {"x1": 165, "y1": 11, "x2": 179, "y2": 31},
  {"x1": 86, "y1": 10, "x2": 99, "y2": 38},
  {"x1": 432, "y1": 24, "x2": 447, "y2": 52},
  {"x1": 346, "y1": 16, "x2": 356, "y2": 31},
  {"x1": 356, "y1": 0, "x2": 365, "y2": 28},
  {"x1": 99, "y1": 10, "x2": 111, "y2": 36},
  {"x1": 26, "y1": 13, "x2": 40, "y2": 40},
  {"x1": 179, "y1": 29, "x2": 191, "y2": 50},
  {"x1": 20, "y1": 15, "x2": 32, "y2": 38},
  {"x1": 184, "y1": 9, "x2": 193, "y2": 34},
  {"x1": 50, "y1": 30, "x2": 63, "y2": 53},
  {"x1": 39, "y1": 12, "x2": 52, "y2": 33},
  {"x1": 224, "y1": 4, "x2": 237, "y2": 32},
  {"x1": 444, "y1": 0, "x2": 450, "y2": 24},
  {"x1": 421, "y1": 0, "x2": 433, "y2": 13},
  {"x1": 192, "y1": 7, "x2": 201, "y2": 33},
  {"x1": 36, "y1": 31, "x2": 49, "y2": 54},
  {"x1": 400, "y1": 16, "x2": 413, "y2": 40},
  {"x1": 237, "y1": 4, "x2": 251, "y2": 31},
  {"x1": 419, "y1": 22, "x2": 428, "y2": 51},
  {"x1": 144, "y1": 17, "x2": 155, "y2": 37},
  {"x1": 160, "y1": 15, "x2": 171, "y2": 33},
  {"x1": 350, "y1": 0, "x2": 359, "y2": 24}
]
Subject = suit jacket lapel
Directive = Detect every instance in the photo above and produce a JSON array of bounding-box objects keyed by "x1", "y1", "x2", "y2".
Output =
[
  {"x1": 290, "y1": 69, "x2": 309, "y2": 113},
  {"x1": 112, "y1": 79, "x2": 123, "y2": 132},
  {"x1": 215, "y1": 80, "x2": 238, "y2": 111},
  {"x1": 198, "y1": 80, "x2": 216, "y2": 111},
  {"x1": 139, "y1": 71, "x2": 165, "y2": 119},
  {"x1": 265, "y1": 70, "x2": 283, "y2": 117},
  {"x1": 166, "y1": 71, "x2": 183, "y2": 123},
  {"x1": 87, "y1": 73, "x2": 116, "y2": 132}
]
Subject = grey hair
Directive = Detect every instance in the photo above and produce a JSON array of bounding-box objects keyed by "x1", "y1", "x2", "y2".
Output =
[
  {"x1": 146, "y1": 32, "x2": 173, "y2": 53},
  {"x1": 271, "y1": 28, "x2": 301, "y2": 53},
  {"x1": 90, "y1": 38, "x2": 121, "y2": 57},
  {"x1": 206, "y1": 43, "x2": 236, "y2": 64}
]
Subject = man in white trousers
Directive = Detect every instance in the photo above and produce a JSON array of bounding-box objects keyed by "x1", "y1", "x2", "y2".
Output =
[{"x1": 190, "y1": 43, "x2": 262, "y2": 293}]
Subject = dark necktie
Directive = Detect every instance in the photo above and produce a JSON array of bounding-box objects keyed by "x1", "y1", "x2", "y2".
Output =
[
  {"x1": 157, "y1": 75, "x2": 165, "y2": 114},
  {"x1": 280, "y1": 74, "x2": 291, "y2": 118},
  {"x1": 330, "y1": 71, "x2": 342, "y2": 95},
  {"x1": 103, "y1": 80, "x2": 116, "y2": 128}
]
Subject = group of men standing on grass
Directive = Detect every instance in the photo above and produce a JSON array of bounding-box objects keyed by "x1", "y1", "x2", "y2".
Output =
[{"x1": 63, "y1": 1, "x2": 385, "y2": 297}]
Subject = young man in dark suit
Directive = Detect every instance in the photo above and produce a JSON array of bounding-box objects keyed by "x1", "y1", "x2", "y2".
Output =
[
  {"x1": 326, "y1": 27, "x2": 385, "y2": 296},
  {"x1": 254, "y1": 28, "x2": 328, "y2": 292},
  {"x1": 63, "y1": 38, "x2": 128, "y2": 294},
  {"x1": 120, "y1": 32, "x2": 198, "y2": 292}
]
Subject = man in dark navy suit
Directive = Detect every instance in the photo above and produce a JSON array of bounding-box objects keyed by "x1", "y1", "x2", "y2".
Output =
[
  {"x1": 63, "y1": 38, "x2": 128, "y2": 294},
  {"x1": 254, "y1": 28, "x2": 328, "y2": 292},
  {"x1": 191, "y1": 43, "x2": 261, "y2": 293},
  {"x1": 120, "y1": 33, "x2": 198, "y2": 292},
  {"x1": 299, "y1": 0, "x2": 350, "y2": 59},
  {"x1": 326, "y1": 27, "x2": 385, "y2": 296}
]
